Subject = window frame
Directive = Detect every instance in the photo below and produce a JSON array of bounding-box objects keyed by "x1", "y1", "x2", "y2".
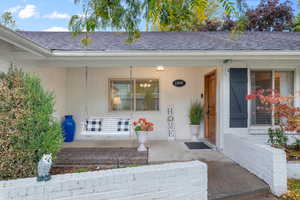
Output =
[
  {"x1": 248, "y1": 68, "x2": 296, "y2": 127},
  {"x1": 108, "y1": 78, "x2": 134, "y2": 112},
  {"x1": 108, "y1": 78, "x2": 160, "y2": 112}
]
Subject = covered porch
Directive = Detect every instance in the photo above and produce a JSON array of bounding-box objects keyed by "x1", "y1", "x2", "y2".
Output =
[
  {"x1": 62, "y1": 65, "x2": 220, "y2": 145},
  {"x1": 23, "y1": 62, "x2": 222, "y2": 148}
]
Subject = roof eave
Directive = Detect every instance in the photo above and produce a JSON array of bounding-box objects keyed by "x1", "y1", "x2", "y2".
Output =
[
  {"x1": 49, "y1": 50, "x2": 300, "y2": 60},
  {"x1": 0, "y1": 25, "x2": 51, "y2": 57}
]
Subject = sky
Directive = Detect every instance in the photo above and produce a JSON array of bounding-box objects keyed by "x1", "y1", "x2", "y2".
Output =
[{"x1": 0, "y1": 0, "x2": 299, "y2": 32}]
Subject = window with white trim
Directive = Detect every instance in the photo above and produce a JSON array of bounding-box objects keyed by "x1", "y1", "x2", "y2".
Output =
[
  {"x1": 250, "y1": 70, "x2": 294, "y2": 126},
  {"x1": 109, "y1": 79, "x2": 159, "y2": 111}
]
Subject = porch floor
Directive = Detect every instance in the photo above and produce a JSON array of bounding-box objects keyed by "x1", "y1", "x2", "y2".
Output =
[
  {"x1": 62, "y1": 140, "x2": 228, "y2": 163},
  {"x1": 62, "y1": 140, "x2": 271, "y2": 200}
]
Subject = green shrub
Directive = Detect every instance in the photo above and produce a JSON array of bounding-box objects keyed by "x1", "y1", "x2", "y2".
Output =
[
  {"x1": 189, "y1": 100, "x2": 204, "y2": 125},
  {"x1": 0, "y1": 67, "x2": 63, "y2": 180},
  {"x1": 268, "y1": 128, "x2": 288, "y2": 148},
  {"x1": 290, "y1": 139, "x2": 300, "y2": 151}
]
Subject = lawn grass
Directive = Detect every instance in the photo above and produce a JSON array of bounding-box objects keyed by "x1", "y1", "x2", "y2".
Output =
[
  {"x1": 288, "y1": 179, "x2": 300, "y2": 195},
  {"x1": 280, "y1": 179, "x2": 300, "y2": 200}
]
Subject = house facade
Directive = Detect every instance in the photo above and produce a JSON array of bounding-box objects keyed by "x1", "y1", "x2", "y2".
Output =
[{"x1": 0, "y1": 25, "x2": 300, "y2": 150}]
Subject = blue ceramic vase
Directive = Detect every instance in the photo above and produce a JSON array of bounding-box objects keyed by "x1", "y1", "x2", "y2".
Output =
[{"x1": 62, "y1": 115, "x2": 75, "y2": 142}]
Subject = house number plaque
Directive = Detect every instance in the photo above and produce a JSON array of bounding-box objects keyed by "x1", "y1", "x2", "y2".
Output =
[{"x1": 173, "y1": 79, "x2": 186, "y2": 87}]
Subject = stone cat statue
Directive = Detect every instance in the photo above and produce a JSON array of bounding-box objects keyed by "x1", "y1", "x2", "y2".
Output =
[{"x1": 37, "y1": 154, "x2": 52, "y2": 182}]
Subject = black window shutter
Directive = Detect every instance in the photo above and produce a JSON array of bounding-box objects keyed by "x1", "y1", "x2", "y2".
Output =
[{"x1": 230, "y1": 68, "x2": 248, "y2": 128}]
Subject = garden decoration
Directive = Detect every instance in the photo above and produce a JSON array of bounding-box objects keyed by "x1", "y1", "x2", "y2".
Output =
[
  {"x1": 133, "y1": 118, "x2": 154, "y2": 152},
  {"x1": 37, "y1": 154, "x2": 53, "y2": 182},
  {"x1": 167, "y1": 104, "x2": 176, "y2": 140},
  {"x1": 62, "y1": 115, "x2": 76, "y2": 142}
]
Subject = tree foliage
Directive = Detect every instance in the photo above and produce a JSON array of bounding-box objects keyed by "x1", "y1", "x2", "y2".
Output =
[
  {"x1": 294, "y1": 14, "x2": 300, "y2": 32},
  {"x1": 178, "y1": 0, "x2": 295, "y2": 32},
  {"x1": 246, "y1": 89, "x2": 300, "y2": 133},
  {"x1": 0, "y1": 12, "x2": 16, "y2": 30},
  {"x1": 236, "y1": 0, "x2": 249, "y2": 16},
  {"x1": 69, "y1": 0, "x2": 235, "y2": 43},
  {"x1": 0, "y1": 67, "x2": 63, "y2": 180},
  {"x1": 245, "y1": 0, "x2": 294, "y2": 31}
]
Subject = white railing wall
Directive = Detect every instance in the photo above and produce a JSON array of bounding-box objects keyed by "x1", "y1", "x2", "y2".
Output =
[
  {"x1": 223, "y1": 134, "x2": 287, "y2": 196},
  {"x1": 0, "y1": 161, "x2": 207, "y2": 200}
]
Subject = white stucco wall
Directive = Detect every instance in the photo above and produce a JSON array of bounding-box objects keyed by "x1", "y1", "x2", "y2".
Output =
[
  {"x1": 66, "y1": 66, "x2": 215, "y2": 141},
  {"x1": 0, "y1": 59, "x2": 9, "y2": 72},
  {"x1": 287, "y1": 162, "x2": 300, "y2": 179},
  {"x1": 23, "y1": 65, "x2": 67, "y2": 120},
  {"x1": 0, "y1": 58, "x2": 67, "y2": 121},
  {"x1": 0, "y1": 40, "x2": 68, "y2": 120}
]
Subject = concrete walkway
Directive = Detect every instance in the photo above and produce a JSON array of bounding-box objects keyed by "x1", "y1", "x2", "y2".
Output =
[
  {"x1": 146, "y1": 141, "x2": 271, "y2": 200},
  {"x1": 207, "y1": 161, "x2": 270, "y2": 200},
  {"x1": 63, "y1": 140, "x2": 271, "y2": 200}
]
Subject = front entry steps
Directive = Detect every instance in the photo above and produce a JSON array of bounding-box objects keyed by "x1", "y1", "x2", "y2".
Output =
[
  {"x1": 55, "y1": 147, "x2": 148, "y2": 166},
  {"x1": 206, "y1": 160, "x2": 271, "y2": 200}
]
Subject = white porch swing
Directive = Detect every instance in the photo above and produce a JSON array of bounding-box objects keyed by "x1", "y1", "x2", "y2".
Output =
[{"x1": 81, "y1": 66, "x2": 133, "y2": 137}]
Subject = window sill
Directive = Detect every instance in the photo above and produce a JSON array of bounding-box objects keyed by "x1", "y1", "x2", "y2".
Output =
[
  {"x1": 249, "y1": 126, "x2": 299, "y2": 135},
  {"x1": 108, "y1": 110, "x2": 161, "y2": 113}
]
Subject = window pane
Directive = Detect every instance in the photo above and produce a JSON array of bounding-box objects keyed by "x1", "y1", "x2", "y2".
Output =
[
  {"x1": 275, "y1": 71, "x2": 294, "y2": 124},
  {"x1": 110, "y1": 80, "x2": 133, "y2": 111},
  {"x1": 135, "y1": 79, "x2": 159, "y2": 111},
  {"x1": 251, "y1": 71, "x2": 272, "y2": 125},
  {"x1": 275, "y1": 71, "x2": 294, "y2": 97}
]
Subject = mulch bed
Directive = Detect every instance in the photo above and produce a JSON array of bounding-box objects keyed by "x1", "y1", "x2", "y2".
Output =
[
  {"x1": 51, "y1": 166, "x2": 103, "y2": 175},
  {"x1": 286, "y1": 149, "x2": 300, "y2": 161}
]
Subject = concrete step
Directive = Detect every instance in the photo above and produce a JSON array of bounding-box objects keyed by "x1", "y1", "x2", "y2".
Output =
[
  {"x1": 55, "y1": 147, "x2": 148, "y2": 166},
  {"x1": 213, "y1": 188, "x2": 274, "y2": 200}
]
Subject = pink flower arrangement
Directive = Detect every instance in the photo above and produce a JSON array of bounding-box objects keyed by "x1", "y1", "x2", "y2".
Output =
[{"x1": 133, "y1": 118, "x2": 154, "y2": 132}]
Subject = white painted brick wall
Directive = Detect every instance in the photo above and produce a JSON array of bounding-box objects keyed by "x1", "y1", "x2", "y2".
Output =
[
  {"x1": 0, "y1": 161, "x2": 207, "y2": 200},
  {"x1": 223, "y1": 134, "x2": 287, "y2": 196},
  {"x1": 287, "y1": 162, "x2": 300, "y2": 179}
]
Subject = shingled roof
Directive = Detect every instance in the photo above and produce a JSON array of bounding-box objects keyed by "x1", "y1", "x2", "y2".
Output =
[{"x1": 17, "y1": 31, "x2": 300, "y2": 51}]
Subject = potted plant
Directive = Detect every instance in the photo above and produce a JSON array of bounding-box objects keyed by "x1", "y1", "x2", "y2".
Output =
[
  {"x1": 133, "y1": 118, "x2": 154, "y2": 152},
  {"x1": 189, "y1": 100, "x2": 204, "y2": 141}
]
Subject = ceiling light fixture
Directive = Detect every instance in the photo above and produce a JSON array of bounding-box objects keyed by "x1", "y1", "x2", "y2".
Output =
[{"x1": 156, "y1": 66, "x2": 165, "y2": 71}]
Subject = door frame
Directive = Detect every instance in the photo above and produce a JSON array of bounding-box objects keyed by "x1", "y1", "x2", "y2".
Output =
[{"x1": 204, "y1": 70, "x2": 217, "y2": 144}]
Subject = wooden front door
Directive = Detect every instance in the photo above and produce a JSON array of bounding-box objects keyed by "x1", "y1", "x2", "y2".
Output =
[{"x1": 204, "y1": 71, "x2": 217, "y2": 144}]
